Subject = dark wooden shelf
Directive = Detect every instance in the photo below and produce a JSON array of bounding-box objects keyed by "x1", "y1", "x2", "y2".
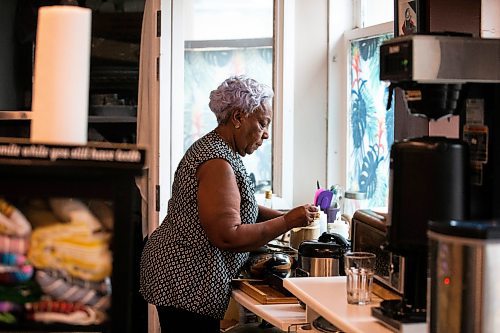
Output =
[
  {"x1": 89, "y1": 115, "x2": 137, "y2": 123},
  {"x1": 0, "y1": 112, "x2": 136, "y2": 124}
]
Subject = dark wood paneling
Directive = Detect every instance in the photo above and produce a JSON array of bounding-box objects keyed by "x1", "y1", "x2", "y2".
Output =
[{"x1": 426, "y1": 0, "x2": 481, "y2": 36}]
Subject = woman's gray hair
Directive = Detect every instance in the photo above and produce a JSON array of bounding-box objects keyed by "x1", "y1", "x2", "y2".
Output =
[{"x1": 209, "y1": 75, "x2": 274, "y2": 125}]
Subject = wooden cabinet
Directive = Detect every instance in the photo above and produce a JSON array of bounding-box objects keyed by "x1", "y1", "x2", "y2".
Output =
[
  {"x1": 0, "y1": 139, "x2": 147, "y2": 332},
  {"x1": 88, "y1": 9, "x2": 144, "y2": 144},
  {"x1": 0, "y1": 1, "x2": 145, "y2": 144}
]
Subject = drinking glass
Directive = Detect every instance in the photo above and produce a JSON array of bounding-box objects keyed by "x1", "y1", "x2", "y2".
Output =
[{"x1": 344, "y1": 252, "x2": 376, "y2": 305}]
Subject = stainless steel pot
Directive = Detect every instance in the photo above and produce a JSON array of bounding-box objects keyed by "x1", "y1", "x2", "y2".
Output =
[
  {"x1": 428, "y1": 219, "x2": 500, "y2": 333},
  {"x1": 297, "y1": 233, "x2": 350, "y2": 277}
]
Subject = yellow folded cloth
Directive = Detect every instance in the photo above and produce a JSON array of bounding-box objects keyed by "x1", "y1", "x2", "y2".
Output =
[{"x1": 28, "y1": 221, "x2": 111, "y2": 282}]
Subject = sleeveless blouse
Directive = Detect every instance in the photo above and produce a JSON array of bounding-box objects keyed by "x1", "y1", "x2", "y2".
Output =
[{"x1": 140, "y1": 130, "x2": 258, "y2": 319}]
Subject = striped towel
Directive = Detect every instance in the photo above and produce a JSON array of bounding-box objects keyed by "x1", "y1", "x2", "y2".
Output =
[
  {"x1": 25, "y1": 300, "x2": 106, "y2": 325},
  {"x1": 36, "y1": 270, "x2": 110, "y2": 310},
  {"x1": 38, "y1": 269, "x2": 111, "y2": 295}
]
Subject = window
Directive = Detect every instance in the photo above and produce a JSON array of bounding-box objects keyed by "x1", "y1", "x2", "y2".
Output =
[
  {"x1": 358, "y1": 0, "x2": 394, "y2": 28},
  {"x1": 346, "y1": 29, "x2": 394, "y2": 209},
  {"x1": 174, "y1": 0, "x2": 274, "y2": 193},
  {"x1": 340, "y1": 1, "x2": 395, "y2": 210}
]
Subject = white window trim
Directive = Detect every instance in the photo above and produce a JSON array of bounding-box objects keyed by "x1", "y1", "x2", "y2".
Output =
[
  {"x1": 327, "y1": 0, "x2": 354, "y2": 190},
  {"x1": 344, "y1": 21, "x2": 394, "y2": 42},
  {"x1": 272, "y1": 0, "x2": 295, "y2": 208},
  {"x1": 159, "y1": 0, "x2": 173, "y2": 221},
  {"x1": 170, "y1": 0, "x2": 185, "y2": 187}
]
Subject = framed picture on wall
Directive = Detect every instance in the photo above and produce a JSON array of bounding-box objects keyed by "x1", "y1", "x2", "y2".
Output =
[{"x1": 395, "y1": 0, "x2": 424, "y2": 36}]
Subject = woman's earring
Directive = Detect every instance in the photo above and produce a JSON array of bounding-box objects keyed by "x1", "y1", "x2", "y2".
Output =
[{"x1": 235, "y1": 124, "x2": 240, "y2": 129}]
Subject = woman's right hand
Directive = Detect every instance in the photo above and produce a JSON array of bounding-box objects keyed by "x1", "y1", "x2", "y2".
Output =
[{"x1": 283, "y1": 204, "x2": 319, "y2": 229}]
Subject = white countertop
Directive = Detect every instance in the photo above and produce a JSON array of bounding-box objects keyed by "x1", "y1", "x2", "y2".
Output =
[
  {"x1": 232, "y1": 277, "x2": 428, "y2": 333},
  {"x1": 232, "y1": 289, "x2": 307, "y2": 331},
  {"x1": 283, "y1": 276, "x2": 391, "y2": 333}
]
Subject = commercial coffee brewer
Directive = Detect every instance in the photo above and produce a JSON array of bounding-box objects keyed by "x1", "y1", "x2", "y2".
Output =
[{"x1": 372, "y1": 34, "x2": 500, "y2": 332}]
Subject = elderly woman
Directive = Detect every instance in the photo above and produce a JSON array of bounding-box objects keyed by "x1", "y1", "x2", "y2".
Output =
[{"x1": 140, "y1": 75, "x2": 318, "y2": 332}]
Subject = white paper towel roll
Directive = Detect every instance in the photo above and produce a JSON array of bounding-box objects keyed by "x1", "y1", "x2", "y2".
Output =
[{"x1": 31, "y1": 6, "x2": 91, "y2": 145}]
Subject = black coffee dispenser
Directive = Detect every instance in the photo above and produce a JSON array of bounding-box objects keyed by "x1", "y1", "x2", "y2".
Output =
[
  {"x1": 374, "y1": 136, "x2": 470, "y2": 327},
  {"x1": 388, "y1": 137, "x2": 470, "y2": 253},
  {"x1": 373, "y1": 34, "x2": 500, "y2": 332}
]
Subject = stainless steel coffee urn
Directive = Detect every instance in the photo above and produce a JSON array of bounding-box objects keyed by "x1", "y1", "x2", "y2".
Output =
[{"x1": 428, "y1": 220, "x2": 500, "y2": 333}]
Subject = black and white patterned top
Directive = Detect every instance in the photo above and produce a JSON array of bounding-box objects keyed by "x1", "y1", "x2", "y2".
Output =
[{"x1": 140, "y1": 130, "x2": 258, "y2": 319}]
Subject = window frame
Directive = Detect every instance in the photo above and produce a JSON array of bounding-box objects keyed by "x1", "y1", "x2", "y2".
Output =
[
  {"x1": 344, "y1": 22, "x2": 394, "y2": 49},
  {"x1": 343, "y1": 22, "x2": 394, "y2": 209},
  {"x1": 272, "y1": 0, "x2": 295, "y2": 207}
]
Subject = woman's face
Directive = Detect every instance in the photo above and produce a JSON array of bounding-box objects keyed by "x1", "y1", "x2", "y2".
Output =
[{"x1": 235, "y1": 103, "x2": 272, "y2": 156}]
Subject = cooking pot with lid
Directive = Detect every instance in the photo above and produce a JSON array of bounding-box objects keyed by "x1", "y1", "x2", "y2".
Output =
[
  {"x1": 297, "y1": 232, "x2": 350, "y2": 277},
  {"x1": 244, "y1": 251, "x2": 294, "y2": 279}
]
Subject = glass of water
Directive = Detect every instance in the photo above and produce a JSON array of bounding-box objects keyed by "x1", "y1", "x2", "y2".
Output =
[{"x1": 344, "y1": 252, "x2": 376, "y2": 305}]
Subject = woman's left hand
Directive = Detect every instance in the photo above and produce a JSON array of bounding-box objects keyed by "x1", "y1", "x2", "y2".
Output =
[{"x1": 282, "y1": 204, "x2": 319, "y2": 229}]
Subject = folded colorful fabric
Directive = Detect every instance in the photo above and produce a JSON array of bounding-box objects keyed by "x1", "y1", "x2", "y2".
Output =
[
  {"x1": 0, "y1": 235, "x2": 29, "y2": 255},
  {"x1": 0, "y1": 280, "x2": 43, "y2": 304},
  {"x1": 0, "y1": 199, "x2": 31, "y2": 237},
  {"x1": 26, "y1": 299, "x2": 86, "y2": 314},
  {"x1": 0, "y1": 252, "x2": 30, "y2": 266},
  {"x1": 36, "y1": 270, "x2": 110, "y2": 310},
  {"x1": 38, "y1": 269, "x2": 111, "y2": 294},
  {"x1": 0, "y1": 312, "x2": 17, "y2": 324},
  {"x1": 0, "y1": 301, "x2": 22, "y2": 313},
  {"x1": 28, "y1": 221, "x2": 111, "y2": 281},
  {"x1": 0, "y1": 263, "x2": 34, "y2": 284},
  {"x1": 25, "y1": 300, "x2": 106, "y2": 325}
]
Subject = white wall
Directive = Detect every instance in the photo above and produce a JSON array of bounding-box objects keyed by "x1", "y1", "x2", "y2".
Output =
[
  {"x1": 327, "y1": 0, "x2": 353, "y2": 198},
  {"x1": 482, "y1": 0, "x2": 500, "y2": 38},
  {"x1": 291, "y1": 0, "x2": 354, "y2": 206},
  {"x1": 292, "y1": 0, "x2": 329, "y2": 205}
]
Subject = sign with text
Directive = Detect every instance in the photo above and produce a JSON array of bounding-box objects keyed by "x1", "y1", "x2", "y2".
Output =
[{"x1": 0, "y1": 141, "x2": 145, "y2": 166}]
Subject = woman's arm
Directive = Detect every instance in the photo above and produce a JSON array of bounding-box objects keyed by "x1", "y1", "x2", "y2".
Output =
[
  {"x1": 257, "y1": 205, "x2": 283, "y2": 222},
  {"x1": 197, "y1": 158, "x2": 315, "y2": 252}
]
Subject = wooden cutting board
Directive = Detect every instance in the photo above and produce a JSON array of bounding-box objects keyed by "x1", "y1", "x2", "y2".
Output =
[{"x1": 233, "y1": 280, "x2": 298, "y2": 304}]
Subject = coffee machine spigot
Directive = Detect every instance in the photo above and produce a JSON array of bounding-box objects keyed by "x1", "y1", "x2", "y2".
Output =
[{"x1": 386, "y1": 82, "x2": 464, "y2": 120}]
